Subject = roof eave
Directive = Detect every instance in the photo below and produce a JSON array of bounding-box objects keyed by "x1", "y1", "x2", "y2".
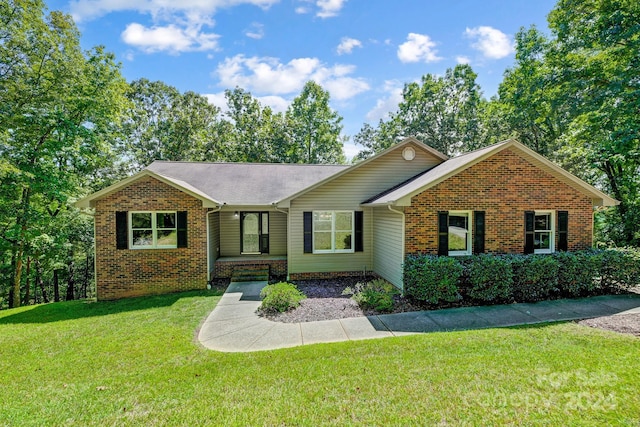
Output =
[{"x1": 74, "y1": 169, "x2": 223, "y2": 209}]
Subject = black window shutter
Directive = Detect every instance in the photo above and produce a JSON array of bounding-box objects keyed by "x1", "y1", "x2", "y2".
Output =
[
  {"x1": 177, "y1": 211, "x2": 188, "y2": 248},
  {"x1": 303, "y1": 212, "x2": 312, "y2": 253},
  {"x1": 524, "y1": 211, "x2": 535, "y2": 254},
  {"x1": 116, "y1": 211, "x2": 128, "y2": 250},
  {"x1": 354, "y1": 211, "x2": 364, "y2": 252},
  {"x1": 558, "y1": 210, "x2": 568, "y2": 251},
  {"x1": 438, "y1": 211, "x2": 449, "y2": 256},
  {"x1": 473, "y1": 211, "x2": 485, "y2": 254}
]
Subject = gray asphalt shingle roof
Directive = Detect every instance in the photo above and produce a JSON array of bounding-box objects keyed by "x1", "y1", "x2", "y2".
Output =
[{"x1": 146, "y1": 161, "x2": 349, "y2": 206}]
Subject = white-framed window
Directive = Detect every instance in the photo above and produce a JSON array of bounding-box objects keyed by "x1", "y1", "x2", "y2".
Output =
[
  {"x1": 448, "y1": 211, "x2": 472, "y2": 256},
  {"x1": 312, "y1": 211, "x2": 354, "y2": 254},
  {"x1": 130, "y1": 211, "x2": 177, "y2": 249},
  {"x1": 534, "y1": 210, "x2": 554, "y2": 254}
]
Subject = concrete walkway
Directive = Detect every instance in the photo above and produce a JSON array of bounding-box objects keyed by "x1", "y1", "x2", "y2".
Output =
[{"x1": 197, "y1": 281, "x2": 640, "y2": 353}]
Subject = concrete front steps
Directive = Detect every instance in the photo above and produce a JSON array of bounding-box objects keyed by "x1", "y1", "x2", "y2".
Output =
[{"x1": 231, "y1": 265, "x2": 270, "y2": 282}]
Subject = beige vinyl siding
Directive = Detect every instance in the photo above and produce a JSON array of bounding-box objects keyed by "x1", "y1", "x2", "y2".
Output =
[
  {"x1": 208, "y1": 211, "x2": 220, "y2": 273},
  {"x1": 219, "y1": 210, "x2": 240, "y2": 256},
  {"x1": 289, "y1": 141, "x2": 439, "y2": 275},
  {"x1": 269, "y1": 211, "x2": 287, "y2": 255},
  {"x1": 372, "y1": 207, "x2": 404, "y2": 289},
  {"x1": 219, "y1": 209, "x2": 287, "y2": 256}
]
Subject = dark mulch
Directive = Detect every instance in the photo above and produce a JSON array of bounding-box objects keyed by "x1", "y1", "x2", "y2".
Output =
[{"x1": 261, "y1": 277, "x2": 425, "y2": 323}]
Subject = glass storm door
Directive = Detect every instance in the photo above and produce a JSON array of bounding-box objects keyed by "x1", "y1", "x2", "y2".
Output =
[{"x1": 241, "y1": 212, "x2": 268, "y2": 254}]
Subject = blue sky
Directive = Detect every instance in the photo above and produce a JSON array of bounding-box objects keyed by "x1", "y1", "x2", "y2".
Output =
[{"x1": 45, "y1": 0, "x2": 558, "y2": 159}]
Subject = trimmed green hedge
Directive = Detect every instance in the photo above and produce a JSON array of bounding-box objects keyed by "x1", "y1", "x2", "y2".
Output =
[
  {"x1": 404, "y1": 255, "x2": 463, "y2": 304},
  {"x1": 403, "y1": 248, "x2": 640, "y2": 308}
]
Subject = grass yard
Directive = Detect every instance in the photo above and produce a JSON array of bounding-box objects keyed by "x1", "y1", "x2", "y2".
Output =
[{"x1": 1, "y1": 291, "x2": 639, "y2": 426}]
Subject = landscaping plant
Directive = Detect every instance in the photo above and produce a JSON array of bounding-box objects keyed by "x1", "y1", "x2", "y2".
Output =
[
  {"x1": 259, "y1": 282, "x2": 306, "y2": 313},
  {"x1": 342, "y1": 279, "x2": 399, "y2": 312}
]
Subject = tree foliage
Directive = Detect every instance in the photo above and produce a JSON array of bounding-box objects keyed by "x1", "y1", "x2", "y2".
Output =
[
  {"x1": 354, "y1": 64, "x2": 485, "y2": 159},
  {"x1": 491, "y1": 0, "x2": 640, "y2": 245},
  {"x1": 119, "y1": 79, "x2": 229, "y2": 171},
  {"x1": 0, "y1": 0, "x2": 128, "y2": 307},
  {"x1": 285, "y1": 81, "x2": 345, "y2": 164}
]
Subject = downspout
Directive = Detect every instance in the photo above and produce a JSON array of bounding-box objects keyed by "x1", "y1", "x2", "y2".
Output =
[
  {"x1": 206, "y1": 204, "x2": 224, "y2": 287},
  {"x1": 272, "y1": 203, "x2": 290, "y2": 281},
  {"x1": 387, "y1": 203, "x2": 405, "y2": 293}
]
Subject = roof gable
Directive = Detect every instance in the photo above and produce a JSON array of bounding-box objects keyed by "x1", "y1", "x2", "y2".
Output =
[
  {"x1": 363, "y1": 139, "x2": 618, "y2": 207},
  {"x1": 276, "y1": 137, "x2": 448, "y2": 205}
]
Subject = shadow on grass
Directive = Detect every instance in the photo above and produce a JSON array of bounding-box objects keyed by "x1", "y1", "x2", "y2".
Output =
[{"x1": 0, "y1": 289, "x2": 224, "y2": 324}]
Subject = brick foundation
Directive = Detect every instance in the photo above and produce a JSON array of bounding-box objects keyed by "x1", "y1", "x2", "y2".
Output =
[
  {"x1": 405, "y1": 149, "x2": 594, "y2": 255},
  {"x1": 289, "y1": 271, "x2": 380, "y2": 281},
  {"x1": 214, "y1": 259, "x2": 287, "y2": 279}
]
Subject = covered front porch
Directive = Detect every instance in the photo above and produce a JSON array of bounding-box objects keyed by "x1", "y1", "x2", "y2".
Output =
[{"x1": 208, "y1": 207, "x2": 289, "y2": 281}]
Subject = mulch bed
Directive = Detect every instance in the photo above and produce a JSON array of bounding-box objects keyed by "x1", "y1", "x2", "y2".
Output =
[{"x1": 221, "y1": 277, "x2": 640, "y2": 336}]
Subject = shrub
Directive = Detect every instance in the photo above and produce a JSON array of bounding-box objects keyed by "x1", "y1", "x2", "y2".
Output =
[
  {"x1": 553, "y1": 251, "x2": 601, "y2": 297},
  {"x1": 342, "y1": 279, "x2": 399, "y2": 312},
  {"x1": 600, "y1": 247, "x2": 640, "y2": 291},
  {"x1": 511, "y1": 255, "x2": 559, "y2": 302},
  {"x1": 259, "y1": 282, "x2": 306, "y2": 313},
  {"x1": 465, "y1": 254, "x2": 513, "y2": 303},
  {"x1": 404, "y1": 255, "x2": 463, "y2": 304}
]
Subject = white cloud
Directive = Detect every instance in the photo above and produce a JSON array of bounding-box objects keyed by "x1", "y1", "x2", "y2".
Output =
[
  {"x1": 397, "y1": 33, "x2": 441, "y2": 63},
  {"x1": 316, "y1": 0, "x2": 347, "y2": 18},
  {"x1": 456, "y1": 55, "x2": 471, "y2": 65},
  {"x1": 204, "y1": 92, "x2": 290, "y2": 114},
  {"x1": 214, "y1": 54, "x2": 369, "y2": 100},
  {"x1": 464, "y1": 26, "x2": 514, "y2": 59},
  {"x1": 323, "y1": 77, "x2": 369, "y2": 101},
  {"x1": 204, "y1": 92, "x2": 229, "y2": 114},
  {"x1": 245, "y1": 22, "x2": 265, "y2": 39},
  {"x1": 365, "y1": 80, "x2": 403, "y2": 122},
  {"x1": 336, "y1": 37, "x2": 362, "y2": 55},
  {"x1": 70, "y1": 0, "x2": 278, "y2": 54},
  {"x1": 69, "y1": 0, "x2": 280, "y2": 22},
  {"x1": 342, "y1": 142, "x2": 360, "y2": 161},
  {"x1": 256, "y1": 95, "x2": 290, "y2": 113},
  {"x1": 121, "y1": 22, "x2": 220, "y2": 53}
]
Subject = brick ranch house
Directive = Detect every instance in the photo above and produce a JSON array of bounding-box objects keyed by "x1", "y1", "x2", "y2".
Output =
[{"x1": 76, "y1": 138, "x2": 618, "y2": 300}]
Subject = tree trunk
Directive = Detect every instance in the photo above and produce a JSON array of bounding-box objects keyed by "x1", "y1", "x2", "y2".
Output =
[
  {"x1": 35, "y1": 260, "x2": 49, "y2": 303},
  {"x1": 22, "y1": 257, "x2": 31, "y2": 305},
  {"x1": 66, "y1": 259, "x2": 75, "y2": 301},
  {"x1": 82, "y1": 255, "x2": 90, "y2": 299},
  {"x1": 53, "y1": 269, "x2": 60, "y2": 302},
  {"x1": 12, "y1": 187, "x2": 31, "y2": 308}
]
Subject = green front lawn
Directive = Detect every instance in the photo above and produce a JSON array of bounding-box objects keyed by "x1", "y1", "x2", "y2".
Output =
[{"x1": 1, "y1": 291, "x2": 639, "y2": 425}]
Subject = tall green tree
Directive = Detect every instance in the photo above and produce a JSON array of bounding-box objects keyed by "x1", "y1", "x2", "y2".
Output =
[
  {"x1": 545, "y1": 0, "x2": 640, "y2": 245},
  {"x1": 286, "y1": 81, "x2": 345, "y2": 164},
  {"x1": 492, "y1": 26, "x2": 568, "y2": 157},
  {"x1": 355, "y1": 65, "x2": 485, "y2": 159},
  {"x1": 224, "y1": 87, "x2": 289, "y2": 163},
  {"x1": 0, "y1": 0, "x2": 128, "y2": 307},
  {"x1": 119, "y1": 79, "x2": 228, "y2": 171}
]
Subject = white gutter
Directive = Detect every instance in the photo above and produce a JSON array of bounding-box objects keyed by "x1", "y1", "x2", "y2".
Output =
[{"x1": 206, "y1": 204, "x2": 224, "y2": 285}]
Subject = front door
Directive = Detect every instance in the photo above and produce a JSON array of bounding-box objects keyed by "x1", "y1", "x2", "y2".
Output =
[{"x1": 241, "y1": 212, "x2": 269, "y2": 254}]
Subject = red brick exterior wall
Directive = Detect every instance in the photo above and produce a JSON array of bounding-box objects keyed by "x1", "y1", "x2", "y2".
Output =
[
  {"x1": 94, "y1": 176, "x2": 208, "y2": 300},
  {"x1": 405, "y1": 149, "x2": 593, "y2": 255}
]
